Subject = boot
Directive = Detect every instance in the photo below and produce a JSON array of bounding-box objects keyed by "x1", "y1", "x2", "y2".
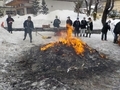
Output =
[
  {"x1": 89, "y1": 34, "x2": 91, "y2": 38},
  {"x1": 30, "y1": 39, "x2": 32, "y2": 43}
]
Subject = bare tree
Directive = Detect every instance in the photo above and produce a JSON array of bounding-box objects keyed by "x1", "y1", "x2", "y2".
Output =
[
  {"x1": 85, "y1": 0, "x2": 93, "y2": 16},
  {"x1": 93, "y1": 0, "x2": 100, "y2": 20},
  {"x1": 74, "y1": 0, "x2": 83, "y2": 17},
  {"x1": 101, "y1": 0, "x2": 114, "y2": 25}
]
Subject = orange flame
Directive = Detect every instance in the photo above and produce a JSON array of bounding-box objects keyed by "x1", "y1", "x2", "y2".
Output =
[{"x1": 41, "y1": 24, "x2": 86, "y2": 55}]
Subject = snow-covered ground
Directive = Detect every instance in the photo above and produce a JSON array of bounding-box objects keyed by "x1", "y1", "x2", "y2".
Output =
[{"x1": 0, "y1": 10, "x2": 120, "y2": 89}]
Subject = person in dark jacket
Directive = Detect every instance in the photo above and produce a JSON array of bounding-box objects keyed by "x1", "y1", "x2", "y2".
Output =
[
  {"x1": 113, "y1": 21, "x2": 120, "y2": 43},
  {"x1": 101, "y1": 20, "x2": 111, "y2": 41},
  {"x1": 66, "y1": 16, "x2": 72, "y2": 26},
  {"x1": 53, "y1": 16, "x2": 61, "y2": 36},
  {"x1": 80, "y1": 17, "x2": 87, "y2": 37},
  {"x1": 53, "y1": 16, "x2": 61, "y2": 28},
  {"x1": 6, "y1": 15, "x2": 14, "y2": 34},
  {"x1": 23, "y1": 16, "x2": 34, "y2": 43},
  {"x1": 86, "y1": 17, "x2": 93, "y2": 38},
  {"x1": 73, "y1": 17, "x2": 81, "y2": 37}
]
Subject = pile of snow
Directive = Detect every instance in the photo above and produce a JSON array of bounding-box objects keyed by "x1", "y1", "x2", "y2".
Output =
[
  {"x1": 0, "y1": 10, "x2": 103, "y2": 29},
  {"x1": 0, "y1": 27, "x2": 18, "y2": 45}
]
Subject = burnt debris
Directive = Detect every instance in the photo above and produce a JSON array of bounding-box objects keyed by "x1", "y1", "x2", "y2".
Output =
[{"x1": 21, "y1": 43, "x2": 114, "y2": 79}]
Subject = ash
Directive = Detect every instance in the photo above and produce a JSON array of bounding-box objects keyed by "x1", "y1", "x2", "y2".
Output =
[{"x1": 5, "y1": 43, "x2": 119, "y2": 90}]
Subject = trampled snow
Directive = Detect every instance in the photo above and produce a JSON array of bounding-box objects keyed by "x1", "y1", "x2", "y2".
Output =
[
  {"x1": 0, "y1": 10, "x2": 120, "y2": 90},
  {"x1": 0, "y1": 10, "x2": 120, "y2": 62}
]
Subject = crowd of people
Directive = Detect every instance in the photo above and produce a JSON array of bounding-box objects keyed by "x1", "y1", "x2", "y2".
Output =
[
  {"x1": 53, "y1": 15, "x2": 120, "y2": 44},
  {"x1": 4, "y1": 14, "x2": 120, "y2": 44},
  {"x1": 53, "y1": 16, "x2": 93, "y2": 38}
]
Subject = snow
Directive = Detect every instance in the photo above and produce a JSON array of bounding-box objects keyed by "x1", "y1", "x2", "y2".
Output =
[
  {"x1": 0, "y1": 10, "x2": 120, "y2": 62},
  {"x1": 0, "y1": 10, "x2": 103, "y2": 29},
  {"x1": 0, "y1": 10, "x2": 120, "y2": 89},
  {"x1": 0, "y1": 10, "x2": 120, "y2": 59}
]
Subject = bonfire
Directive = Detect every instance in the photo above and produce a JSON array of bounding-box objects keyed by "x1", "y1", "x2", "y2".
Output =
[
  {"x1": 41, "y1": 24, "x2": 85, "y2": 55},
  {"x1": 7, "y1": 24, "x2": 116, "y2": 90},
  {"x1": 33, "y1": 23, "x2": 112, "y2": 78}
]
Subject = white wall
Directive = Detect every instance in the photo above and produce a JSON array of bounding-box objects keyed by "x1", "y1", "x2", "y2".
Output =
[
  {"x1": 0, "y1": 1, "x2": 4, "y2": 6},
  {"x1": 44, "y1": 0, "x2": 75, "y2": 12}
]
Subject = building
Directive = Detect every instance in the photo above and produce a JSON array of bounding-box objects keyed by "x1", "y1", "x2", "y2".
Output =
[
  {"x1": 5, "y1": 0, "x2": 33, "y2": 15},
  {"x1": 5, "y1": 0, "x2": 120, "y2": 16},
  {"x1": 5, "y1": 0, "x2": 75, "y2": 15},
  {"x1": 0, "y1": 0, "x2": 15, "y2": 16}
]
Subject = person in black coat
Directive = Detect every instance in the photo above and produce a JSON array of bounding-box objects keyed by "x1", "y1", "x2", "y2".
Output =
[
  {"x1": 86, "y1": 17, "x2": 93, "y2": 38},
  {"x1": 101, "y1": 20, "x2": 111, "y2": 41},
  {"x1": 80, "y1": 17, "x2": 87, "y2": 37},
  {"x1": 66, "y1": 16, "x2": 72, "y2": 26},
  {"x1": 113, "y1": 21, "x2": 120, "y2": 43},
  {"x1": 23, "y1": 16, "x2": 34, "y2": 43},
  {"x1": 6, "y1": 15, "x2": 14, "y2": 33},
  {"x1": 73, "y1": 17, "x2": 81, "y2": 37}
]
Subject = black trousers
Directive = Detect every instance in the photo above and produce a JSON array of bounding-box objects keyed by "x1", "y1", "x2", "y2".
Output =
[
  {"x1": 101, "y1": 32, "x2": 107, "y2": 40},
  {"x1": 74, "y1": 29, "x2": 80, "y2": 37},
  {"x1": 7, "y1": 24, "x2": 13, "y2": 33},
  {"x1": 24, "y1": 28, "x2": 32, "y2": 41}
]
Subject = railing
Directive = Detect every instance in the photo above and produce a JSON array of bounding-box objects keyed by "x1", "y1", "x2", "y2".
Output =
[{"x1": 4, "y1": 27, "x2": 101, "y2": 34}]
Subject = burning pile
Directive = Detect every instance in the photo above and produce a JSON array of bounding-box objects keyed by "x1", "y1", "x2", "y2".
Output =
[{"x1": 21, "y1": 24, "x2": 113, "y2": 78}]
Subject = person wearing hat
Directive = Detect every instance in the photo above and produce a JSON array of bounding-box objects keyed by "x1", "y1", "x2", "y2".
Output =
[
  {"x1": 23, "y1": 16, "x2": 34, "y2": 43},
  {"x1": 73, "y1": 17, "x2": 81, "y2": 37}
]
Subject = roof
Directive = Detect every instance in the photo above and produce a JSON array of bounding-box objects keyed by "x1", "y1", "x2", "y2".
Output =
[{"x1": 5, "y1": 0, "x2": 29, "y2": 6}]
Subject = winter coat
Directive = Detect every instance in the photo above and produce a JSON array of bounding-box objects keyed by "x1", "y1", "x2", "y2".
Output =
[
  {"x1": 23, "y1": 20, "x2": 34, "y2": 33},
  {"x1": 87, "y1": 21, "x2": 93, "y2": 31},
  {"x1": 6, "y1": 17, "x2": 14, "y2": 25},
  {"x1": 81, "y1": 20, "x2": 87, "y2": 29},
  {"x1": 101, "y1": 22, "x2": 110, "y2": 33},
  {"x1": 66, "y1": 19, "x2": 73, "y2": 26},
  {"x1": 73, "y1": 20, "x2": 81, "y2": 31},
  {"x1": 113, "y1": 21, "x2": 120, "y2": 34},
  {"x1": 53, "y1": 19, "x2": 61, "y2": 28}
]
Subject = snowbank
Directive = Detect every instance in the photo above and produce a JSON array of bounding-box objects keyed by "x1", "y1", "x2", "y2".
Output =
[
  {"x1": 0, "y1": 10, "x2": 103, "y2": 29},
  {"x1": 0, "y1": 27, "x2": 18, "y2": 45}
]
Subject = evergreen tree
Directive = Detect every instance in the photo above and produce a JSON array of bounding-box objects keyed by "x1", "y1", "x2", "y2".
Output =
[
  {"x1": 31, "y1": 0, "x2": 41, "y2": 15},
  {"x1": 40, "y1": 0, "x2": 49, "y2": 14}
]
